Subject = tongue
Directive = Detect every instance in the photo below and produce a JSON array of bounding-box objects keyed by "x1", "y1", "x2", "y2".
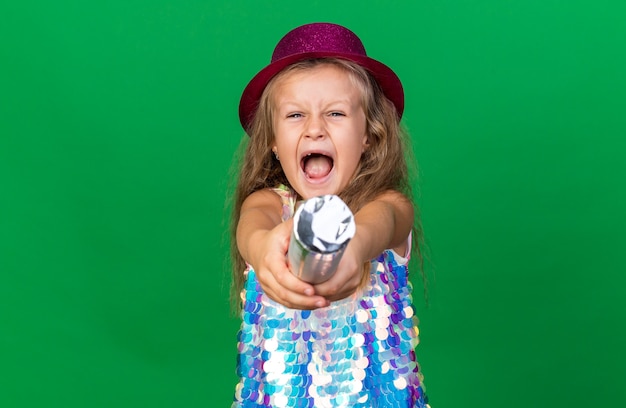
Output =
[{"x1": 304, "y1": 155, "x2": 332, "y2": 178}]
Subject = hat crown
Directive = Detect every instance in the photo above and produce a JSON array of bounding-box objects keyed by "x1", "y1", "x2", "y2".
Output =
[{"x1": 271, "y1": 23, "x2": 367, "y2": 62}]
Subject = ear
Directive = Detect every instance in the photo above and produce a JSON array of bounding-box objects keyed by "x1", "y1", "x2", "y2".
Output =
[
  {"x1": 361, "y1": 134, "x2": 370, "y2": 152},
  {"x1": 271, "y1": 145, "x2": 280, "y2": 161}
]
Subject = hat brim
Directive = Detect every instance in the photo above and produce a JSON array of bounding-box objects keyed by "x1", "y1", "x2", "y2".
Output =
[{"x1": 239, "y1": 51, "x2": 404, "y2": 133}]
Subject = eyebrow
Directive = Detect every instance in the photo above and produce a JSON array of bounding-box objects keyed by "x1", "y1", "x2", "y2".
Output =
[{"x1": 275, "y1": 99, "x2": 355, "y2": 109}]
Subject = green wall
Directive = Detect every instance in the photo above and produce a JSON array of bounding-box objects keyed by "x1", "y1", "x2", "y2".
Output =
[{"x1": 2, "y1": 1, "x2": 625, "y2": 407}]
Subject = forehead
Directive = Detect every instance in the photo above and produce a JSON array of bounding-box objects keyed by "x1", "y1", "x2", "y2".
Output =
[{"x1": 272, "y1": 63, "x2": 365, "y2": 101}]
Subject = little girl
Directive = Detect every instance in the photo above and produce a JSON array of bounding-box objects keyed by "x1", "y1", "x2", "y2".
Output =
[{"x1": 229, "y1": 22, "x2": 430, "y2": 408}]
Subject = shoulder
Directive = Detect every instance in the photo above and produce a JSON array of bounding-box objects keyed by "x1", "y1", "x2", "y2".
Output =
[
  {"x1": 379, "y1": 190, "x2": 414, "y2": 223},
  {"x1": 241, "y1": 188, "x2": 283, "y2": 212},
  {"x1": 374, "y1": 189, "x2": 413, "y2": 209},
  {"x1": 237, "y1": 189, "x2": 286, "y2": 241}
]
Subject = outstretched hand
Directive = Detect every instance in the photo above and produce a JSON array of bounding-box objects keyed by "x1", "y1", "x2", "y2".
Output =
[
  {"x1": 311, "y1": 240, "x2": 369, "y2": 302},
  {"x1": 251, "y1": 219, "x2": 330, "y2": 310},
  {"x1": 311, "y1": 190, "x2": 414, "y2": 302}
]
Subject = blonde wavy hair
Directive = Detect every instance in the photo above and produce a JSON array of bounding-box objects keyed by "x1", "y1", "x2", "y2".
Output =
[{"x1": 228, "y1": 58, "x2": 424, "y2": 311}]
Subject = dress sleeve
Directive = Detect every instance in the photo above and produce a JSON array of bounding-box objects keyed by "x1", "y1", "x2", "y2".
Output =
[
  {"x1": 270, "y1": 184, "x2": 296, "y2": 221},
  {"x1": 387, "y1": 231, "x2": 412, "y2": 266}
]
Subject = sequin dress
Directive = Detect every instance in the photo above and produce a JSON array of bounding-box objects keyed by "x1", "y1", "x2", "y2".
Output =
[{"x1": 233, "y1": 186, "x2": 429, "y2": 408}]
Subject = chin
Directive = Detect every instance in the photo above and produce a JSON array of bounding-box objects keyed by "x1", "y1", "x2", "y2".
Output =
[{"x1": 296, "y1": 179, "x2": 342, "y2": 199}]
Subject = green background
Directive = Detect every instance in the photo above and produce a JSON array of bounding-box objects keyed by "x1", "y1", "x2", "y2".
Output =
[{"x1": 2, "y1": 1, "x2": 625, "y2": 407}]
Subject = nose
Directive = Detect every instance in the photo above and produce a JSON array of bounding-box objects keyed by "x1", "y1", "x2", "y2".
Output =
[{"x1": 304, "y1": 115, "x2": 326, "y2": 140}]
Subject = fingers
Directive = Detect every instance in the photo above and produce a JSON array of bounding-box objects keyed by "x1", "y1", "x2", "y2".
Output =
[
  {"x1": 314, "y1": 273, "x2": 362, "y2": 302},
  {"x1": 259, "y1": 266, "x2": 329, "y2": 309},
  {"x1": 255, "y1": 221, "x2": 330, "y2": 309},
  {"x1": 313, "y1": 248, "x2": 368, "y2": 302}
]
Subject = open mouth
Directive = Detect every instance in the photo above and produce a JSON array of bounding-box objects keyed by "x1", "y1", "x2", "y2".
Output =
[{"x1": 301, "y1": 153, "x2": 334, "y2": 179}]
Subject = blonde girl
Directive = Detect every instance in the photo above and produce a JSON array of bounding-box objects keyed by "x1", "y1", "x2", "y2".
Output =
[{"x1": 229, "y1": 22, "x2": 430, "y2": 408}]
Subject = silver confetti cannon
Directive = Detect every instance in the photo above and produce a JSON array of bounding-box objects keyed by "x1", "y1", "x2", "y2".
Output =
[{"x1": 287, "y1": 195, "x2": 356, "y2": 284}]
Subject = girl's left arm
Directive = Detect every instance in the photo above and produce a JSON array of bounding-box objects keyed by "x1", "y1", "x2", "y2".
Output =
[{"x1": 313, "y1": 190, "x2": 414, "y2": 302}]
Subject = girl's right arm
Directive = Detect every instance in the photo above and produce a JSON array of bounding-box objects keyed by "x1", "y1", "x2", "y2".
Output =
[{"x1": 236, "y1": 189, "x2": 330, "y2": 309}]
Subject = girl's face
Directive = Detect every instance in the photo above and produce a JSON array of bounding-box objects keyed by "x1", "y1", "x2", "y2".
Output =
[{"x1": 271, "y1": 64, "x2": 368, "y2": 200}]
